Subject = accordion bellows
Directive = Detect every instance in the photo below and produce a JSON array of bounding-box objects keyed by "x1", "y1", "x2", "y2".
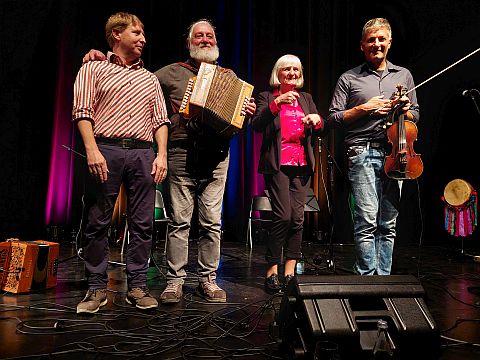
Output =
[{"x1": 180, "y1": 62, "x2": 254, "y2": 137}]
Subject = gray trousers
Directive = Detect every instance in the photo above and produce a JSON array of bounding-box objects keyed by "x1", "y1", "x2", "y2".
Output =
[{"x1": 165, "y1": 144, "x2": 229, "y2": 284}]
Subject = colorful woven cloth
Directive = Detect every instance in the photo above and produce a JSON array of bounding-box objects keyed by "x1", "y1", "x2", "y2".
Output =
[{"x1": 442, "y1": 191, "x2": 477, "y2": 237}]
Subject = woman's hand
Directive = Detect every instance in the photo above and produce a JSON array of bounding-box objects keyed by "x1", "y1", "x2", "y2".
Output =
[
  {"x1": 274, "y1": 90, "x2": 299, "y2": 106},
  {"x1": 302, "y1": 113, "x2": 322, "y2": 128}
]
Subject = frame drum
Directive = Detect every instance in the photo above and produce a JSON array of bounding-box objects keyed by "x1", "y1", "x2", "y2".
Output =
[
  {"x1": 443, "y1": 179, "x2": 477, "y2": 237},
  {"x1": 444, "y1": 179, "x2": 473, "y2": 207}
]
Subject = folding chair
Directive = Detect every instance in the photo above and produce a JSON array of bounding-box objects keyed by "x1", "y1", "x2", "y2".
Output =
[
  {"x1": 246, "y1": 195, "x2": 273, "y2": 248},
  {"x1": 154, "y1": 189, "x2": 169, "y2": 254}
]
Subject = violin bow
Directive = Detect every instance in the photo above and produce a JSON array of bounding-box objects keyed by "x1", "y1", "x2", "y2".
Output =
[
  {"x1": 404, "y1": 47, "x2": 480, "y2": 96},
  {"x1": 373, "y1": 46, "x2": 480, "y2": 113}
]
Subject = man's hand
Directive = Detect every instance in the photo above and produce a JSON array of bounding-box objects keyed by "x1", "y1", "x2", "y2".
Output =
[
  {"x1": 151, "y1": 153, "x2": 167, "y2": 184},
  {"x1": 394, "y1": 95, "x2": 411, "y2": 113},
  {"x1": 86, "y1": 149, "x2": 109, "y2": 183},
  {"x1": 244, "y1": 97, "x2": 256, "y2": 117},
  {"x1": 302, "y1": 114, "x2": 322, "y2": 128},
  {"x1": 367, "y1": 95, "x2": 394, "y2": 115},
  {"x1": 82, "y1": 49, "x2": 107, "y2": 64}
]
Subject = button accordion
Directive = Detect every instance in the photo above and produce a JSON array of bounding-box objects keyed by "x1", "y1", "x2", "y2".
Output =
[
  {"x1": 0, "y1": 239, "x2": 59, "y2": 293},
  {"x1": 179, "y1": 62, "x2": 254, "y2": 137}
]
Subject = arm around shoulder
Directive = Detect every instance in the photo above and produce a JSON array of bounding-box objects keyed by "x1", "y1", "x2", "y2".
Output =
[{"x1": 82, "y1": 49, "x2": 107, "y2": 64}]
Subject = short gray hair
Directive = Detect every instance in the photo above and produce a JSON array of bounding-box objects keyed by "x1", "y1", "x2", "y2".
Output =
[
  {"x1": 269, "y1": 54, "x2": 304, "y2": 88},
  {"x1": 186, "y1": 19, "x2": 216, "y2": 48},
  {"x1": 362, "y1": 18, "x2": 392, "y2": 39}
]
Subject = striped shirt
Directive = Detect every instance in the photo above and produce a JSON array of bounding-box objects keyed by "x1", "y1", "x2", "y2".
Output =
[{"x1": 72, "y1": 52, "x2": 169, "y2": 142}]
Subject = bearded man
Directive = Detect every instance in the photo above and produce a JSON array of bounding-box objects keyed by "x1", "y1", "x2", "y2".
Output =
[
  {"x1": 154, "y1": 19, "x2": 256, "y2": 303},
  {"x1": 82, "y1": 19, "x2": 256, "y2": 304}
]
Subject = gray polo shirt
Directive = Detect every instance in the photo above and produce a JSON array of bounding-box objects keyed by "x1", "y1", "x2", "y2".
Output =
[{"x1": 328, "y1": 61, "x2": 420, "y2": 147}]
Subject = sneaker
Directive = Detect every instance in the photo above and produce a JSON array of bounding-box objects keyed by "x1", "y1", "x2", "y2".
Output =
[
  {"x1": 264, "y1": 274, "x2": 282, "y2": 295},
  {"x1": 160, "y1": 282, "x2": 183, "y2": 304},
  {"x1": 126, "y1": 287, "x2": 158, "y2": 310},
  {"x1": 77, "y1": 288, "x2": 108, "y2": 314},
  {"x1": 197, "y1": 280, "x2": 227, "y2": 302}
]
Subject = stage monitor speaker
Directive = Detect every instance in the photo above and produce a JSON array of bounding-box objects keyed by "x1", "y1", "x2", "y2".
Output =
[{"x1": 278, "y1": 275, "x2": 440, "y2": 360}]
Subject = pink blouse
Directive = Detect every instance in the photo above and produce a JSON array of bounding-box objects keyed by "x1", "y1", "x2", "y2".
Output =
[{"x1": 270, "y1": 89, "x2": 307, "y2": 166}]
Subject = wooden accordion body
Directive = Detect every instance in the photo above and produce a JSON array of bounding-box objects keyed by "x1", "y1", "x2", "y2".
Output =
[{"x1": 179, "y1": 62, "x2": 254, "y2": 137}]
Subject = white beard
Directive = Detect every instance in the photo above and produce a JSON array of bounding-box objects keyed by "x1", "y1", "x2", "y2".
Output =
[{"x1": 189, "y1": 44, "x2": 219, "y2": 63}]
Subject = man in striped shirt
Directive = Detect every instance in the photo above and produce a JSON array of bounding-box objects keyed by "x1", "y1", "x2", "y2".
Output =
[
  {"x1": 73, "y1": 12, "x2": 169, "y2": 314},
  {"x1": 82, "y1": 19, "x2": 256, "y2": 304}
]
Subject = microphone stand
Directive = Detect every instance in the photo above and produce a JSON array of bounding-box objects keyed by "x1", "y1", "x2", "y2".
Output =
[
  {"x1": 62, "y1": 144, "x2": 129, "y2": 267},
  {"x1": 318, "y1": 138, "x2": 345, "y2": 273},
  {"x1": 55, "y1": 145, "x2": 87, "y2": 271},
  {"x1": 465, "y1": 90, "x2": 480, "y2": 116}
]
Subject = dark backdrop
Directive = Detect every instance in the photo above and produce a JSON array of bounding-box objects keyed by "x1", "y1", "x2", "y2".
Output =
[{"x1": 1, "y1": 0, "x2": 479, "y2": 248}]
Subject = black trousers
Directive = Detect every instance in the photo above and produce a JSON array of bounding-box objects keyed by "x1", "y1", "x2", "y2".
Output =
[
  {"x1": 83, "y1": 144, "x2": 155, "y2": 289},
  {"x1": 264, "y1": 166, "x2": 311, "y2": 266}
]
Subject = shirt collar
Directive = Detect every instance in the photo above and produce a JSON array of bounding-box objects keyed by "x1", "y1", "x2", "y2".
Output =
[
  {"x1": 360, "y1": 60, "x2": 400, "y2": 74},
  {"x1": 107, "y1": 51, "x2": 144, "y2": 69}
]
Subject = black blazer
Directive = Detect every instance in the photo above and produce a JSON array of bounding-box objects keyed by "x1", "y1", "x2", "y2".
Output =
[{"x1": 252, "y1": 90, "x2": 322, "y2": 175}]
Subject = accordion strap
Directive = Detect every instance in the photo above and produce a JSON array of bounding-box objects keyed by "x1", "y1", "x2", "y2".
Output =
[
  {"x1": 177, "y1": 61, "x2": 232, "y2": 74},
  {"x1": 177, "y1": 61, "x2": 199, "y2": 74}
]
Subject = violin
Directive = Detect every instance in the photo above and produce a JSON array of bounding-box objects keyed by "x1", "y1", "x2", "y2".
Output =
[{"x1": 384, "y1": 84, "x2": 423, "y2": 180}]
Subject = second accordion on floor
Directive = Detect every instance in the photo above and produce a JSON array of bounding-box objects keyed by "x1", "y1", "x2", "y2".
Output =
[{"x1": 179, "y1": 62, "x2": 254, "y2": 137}]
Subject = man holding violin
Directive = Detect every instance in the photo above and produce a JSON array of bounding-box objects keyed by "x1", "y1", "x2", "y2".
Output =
[{"x1": 327, "y1": 18, "x2": 420, "y2": 275}]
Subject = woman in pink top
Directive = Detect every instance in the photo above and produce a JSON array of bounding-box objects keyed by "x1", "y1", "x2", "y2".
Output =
[{"x1": 252, "y1": 54, "x2": 324, "y2": 294}]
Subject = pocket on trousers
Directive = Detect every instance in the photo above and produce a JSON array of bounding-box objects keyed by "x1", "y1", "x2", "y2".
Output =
[{"x1": 347, "y1": 145, "x2": 366, "y2": 158}]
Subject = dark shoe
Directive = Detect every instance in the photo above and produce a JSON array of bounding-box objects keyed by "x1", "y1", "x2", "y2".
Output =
[
  {"x1": 77, "y1": 288, "x2": 108, "y2": 314},
  {"x1": 126, "y1": 287, "x2": 158, "y2": 310},
  {"x1": 264, "y1": 274, "x2": 282, "y2": 294},
  {"x1": 160, "y1": 282, "x2": 183, "y2": 304},
  {"x1": 197, "y1": 280, "x2": 227, "y2": 302},
  {"x1": 283, "y1": 274, "x2": 295, "y2": 292}
]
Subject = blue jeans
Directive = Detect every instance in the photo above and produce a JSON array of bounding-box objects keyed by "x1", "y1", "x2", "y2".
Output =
[
  {"x1": 165, "y1": 144, "x2": 229, "y2": 284},
  {"x1": 347, "y1": 145, "x2": 400, "y2": 275}
]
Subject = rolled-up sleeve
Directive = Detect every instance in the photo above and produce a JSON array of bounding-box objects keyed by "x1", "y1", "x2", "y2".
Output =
[
  {"x1": 72, "y1": 63, "x2": 96, "y2": 122},
  {"x1": 151, "y1": 77, "x2": 170, "y2": 131},
  {"x1": 327, "y1": 74, "x2": 349, "y2": 126}
]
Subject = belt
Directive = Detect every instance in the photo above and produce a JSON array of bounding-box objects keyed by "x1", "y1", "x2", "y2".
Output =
[
  {"x1": 169, "y1": 139, "x2": 194, "y2": 148},
  {"x1": 365, "y1": 141, "x2": 385, "y2": 149},
  {"x1": 346, "y1": 141, "x2": 386, "y2": 158},
  {"x1": 96, "y1": 137, "x2": 152, "y2": 149}
]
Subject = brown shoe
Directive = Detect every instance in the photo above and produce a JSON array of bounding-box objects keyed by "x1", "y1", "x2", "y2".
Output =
[
  {"x1": 126, "y1": 287, "x2": 158, "y2": 310},
  {"x1": 77, "y1": 288, "x2": 108, "y2": 314},
  {"x1": 197, "y1": 280, "x2": 226, "y2": 302},
  {"x1": 160, "y1": 282, "x2": 183, "y2": 304}
]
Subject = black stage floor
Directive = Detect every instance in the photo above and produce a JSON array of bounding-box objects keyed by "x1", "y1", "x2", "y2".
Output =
[{"x1": 1, "y1": 237, "x2": 480, "y2": 360}]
